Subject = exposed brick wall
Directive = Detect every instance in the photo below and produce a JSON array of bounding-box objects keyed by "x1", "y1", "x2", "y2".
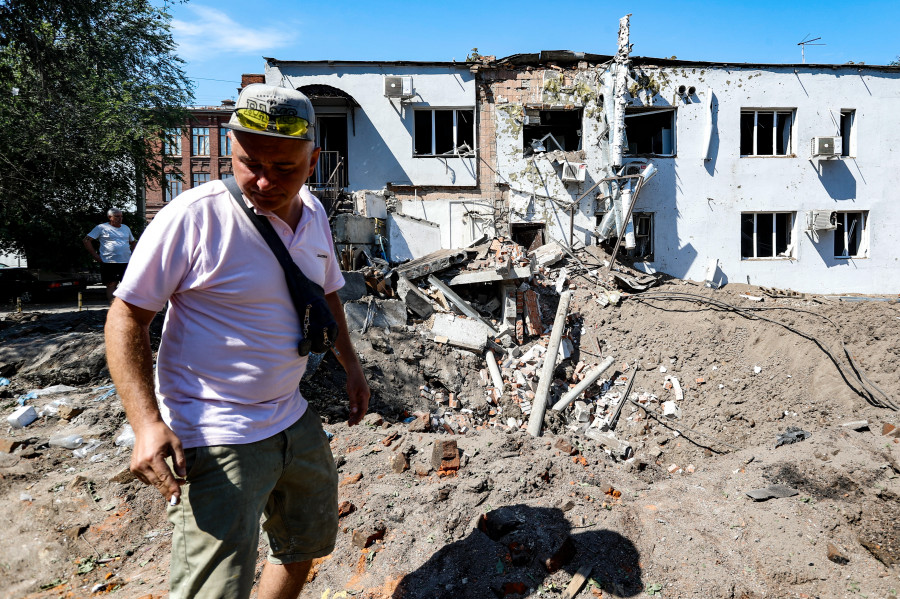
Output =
[{"x1": 241, "y1": 73, "x2": 265, "y2": 87}]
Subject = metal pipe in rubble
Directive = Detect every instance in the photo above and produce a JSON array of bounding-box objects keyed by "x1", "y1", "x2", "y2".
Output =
[
  {"x1": 551, "y1": 356, "x2": 616, "y2": 411},
  {"x1": 486, "y1": 349, "x2": 504, "y2": 393},
  {"x1": 527, "y1": 291, "x2": 572, "y2": 437}
]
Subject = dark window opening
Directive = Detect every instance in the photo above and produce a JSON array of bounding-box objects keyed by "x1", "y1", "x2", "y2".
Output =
[
  {"x1": 834, "y1": 211, "x2": 866, "y2": 258},
  {"x1": 414, "y1": 109, "x2": 475, "y2": 156},
  {"x1": 741, "y1": 110, "x2": 794, "y2": 156},
  {"x1": 840, "y1": 110, "x2": 854, "y2": 157},
  {"x1": 523, "y1": 109, "x2": 582, "y2": 155},
  {"x1": 741, "y1": 212, "x2": 794, "y2": 259},
  {"x1": 624, "y1": 109, "x2": 675, "y2": 155},
  {"x1": 510, "y1": 223, "x2": 545, "y2": 252}
]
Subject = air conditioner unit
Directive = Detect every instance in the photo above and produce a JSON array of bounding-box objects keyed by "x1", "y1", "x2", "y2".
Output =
[
  {"x1": 384, "y1": 76, "x2": 413, "y2": 98},
  {"x1": 561, "y1": 162, "x2": 587, "y2": 183},
  {"x1": 807, "y1": 210, "x2": 837, "y2": 231},
  {"x1": 811, "y1": 136, "x2": 842, "y2": 158}
]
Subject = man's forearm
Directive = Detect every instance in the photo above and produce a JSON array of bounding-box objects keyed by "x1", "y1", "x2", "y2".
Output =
[
  {"x1": 83, "y1": 238, "x2": 101, "y2": 262},
  {"x1": 105, "y1": 299, "x2": 161, "y2": 428}
]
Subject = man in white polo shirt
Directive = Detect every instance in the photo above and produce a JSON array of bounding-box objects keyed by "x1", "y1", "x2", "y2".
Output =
[
  {"x1": 105, "y1": 84, "x2": 369, "y2": 599},
  {"x1": 83, "y1": 208, "x2": 136, "y2": 302}
]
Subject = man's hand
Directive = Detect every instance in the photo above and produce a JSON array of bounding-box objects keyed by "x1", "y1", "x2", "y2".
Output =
[
  {"x1": 130, "y1": 420, "x2": 186, "y2": 502},
  {"x1": 345, "y1": 366, "x2": 370, "y2": 426}
]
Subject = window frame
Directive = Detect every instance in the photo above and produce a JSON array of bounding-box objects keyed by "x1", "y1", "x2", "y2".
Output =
[
  {"x1": 740, "y1": 211, "x2": 796, "y2": 259},
  {"x1": 192, "y1": 127, "x2": 210, "y2": 157},
  {"x1": 413, "y1": 108, "x2": 476, "y2": 157},
  {"x1": 164, "y1": 172, "x2": 183, "y2": 202},
  {"x1": 163, "y1": 128, "x2": 182, "y2": 157},
  {"x1": 623, "y1": 108, "x2": 676, "y2": 156},
  {"x1": 740, "y1": 109, "x2": 795, "y2": 157},
  {"x1": 219, "y1": 127, "x2": 232, "y2": 157},
  {"x1": 839, "y1": 109, "x2": 855, "y2": 158},
  {"x1": 191, "y1": 172, "x2": 210, "y2": 188},
  {"x1": 834, "y1": 210, "x2": 868, "y2": 259}
]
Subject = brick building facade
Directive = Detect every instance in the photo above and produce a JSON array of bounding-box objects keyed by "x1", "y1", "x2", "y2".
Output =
[{"x1": 144, "y1": 74, "x2": 264, "y2": 221}]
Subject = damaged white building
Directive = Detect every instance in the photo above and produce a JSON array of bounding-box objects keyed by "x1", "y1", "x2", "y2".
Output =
[{"x1": 266, "y1": 16, "x2": 900, "y2": 294}]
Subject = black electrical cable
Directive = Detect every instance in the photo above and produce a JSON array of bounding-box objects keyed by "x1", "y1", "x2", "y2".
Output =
[{"x1": 624, "y1": 291, "x2": 898, "y2": 411}]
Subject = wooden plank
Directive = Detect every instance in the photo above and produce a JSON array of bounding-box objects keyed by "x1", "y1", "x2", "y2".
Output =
[{"x1": 561, "y1": 564, "x2": 593, "y2": 599}]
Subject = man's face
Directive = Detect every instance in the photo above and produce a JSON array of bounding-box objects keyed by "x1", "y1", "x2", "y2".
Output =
[
  {"x1": 230, "y1": 130, "x2": 319, "y2": 218},
  {"x1": 108, "y1": 212, "x2": 123, "y2": 227}
]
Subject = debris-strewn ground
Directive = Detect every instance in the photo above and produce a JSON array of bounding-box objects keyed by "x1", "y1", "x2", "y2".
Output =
[{"x1": 1, "y1": 251, "x2": 899, "y2": 599}]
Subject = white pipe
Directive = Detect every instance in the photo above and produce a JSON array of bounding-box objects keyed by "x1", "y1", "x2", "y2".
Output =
[
  {"x1": 486, "y1": 350, "x2": 504, "y2": 392},
  {"x1": 552, "y1": 356, "x2": 616, "y2": 411},
  {"x1": 527, "y1": 291, "x2": 572, "y2": 437}
]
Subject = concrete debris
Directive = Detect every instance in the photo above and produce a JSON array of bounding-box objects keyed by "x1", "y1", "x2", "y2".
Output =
[
  {"x1": 529, "y1": 241, "x2": 566, "y2": 268},
  {"x1": 745, "y1": 484, "x2": 799, "y2": 501},
  {"x1": 431, "y1": 314, "x2": 489, "y2": 352},
  {"x1": 396, "y1": 275, "x2": 434, "y2": 320},
  {"x1": 775, "y1": 426, "x2": 811, "y2": 448}
]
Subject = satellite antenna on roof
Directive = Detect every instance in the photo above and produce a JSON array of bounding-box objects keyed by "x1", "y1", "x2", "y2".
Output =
[{"x1": 797, "y1": 34, "x2": 825, "y2": 64}]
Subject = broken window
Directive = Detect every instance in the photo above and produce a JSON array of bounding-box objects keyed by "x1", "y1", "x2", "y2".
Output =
[
  {"x1": 740, "y1": 212, "x2": 795, "y2": 259},
  {"x1": 594, "y1": 211, "x2": 654, "y2": 261},
  {"x1": 414, "y1": 109, "x2": 475, "y2": 156},
  {"x1": 510, "y1": 223, "x2": 545, "y2": 252},
  {"x1": 834, "y1": 211, "x2": 867, "y2": 258},
  {"x1": 523, "y1": 108, "x2": 582, "y2": 155},
  {"x1": 624, "y1": 108, "x2": 675, "y2": 156},
  {"x1": 740, "y1": 110, "x2": 794, "y2": 156},
  {"x1": 632, "y1": 213, "x2": 654, "y2": 261},
  {"x1": 840, "y1": 110, "x2": 855, "y2": 157}
]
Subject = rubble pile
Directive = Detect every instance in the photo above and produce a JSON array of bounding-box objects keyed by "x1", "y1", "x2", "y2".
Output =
[{"x1": 2, "y1": 237, "x2": 900, "y2": 598}]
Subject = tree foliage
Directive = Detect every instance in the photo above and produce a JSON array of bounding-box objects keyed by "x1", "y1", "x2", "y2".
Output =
[{"x1": 0, "y1": 0, "x2": 192, "y2": 268}]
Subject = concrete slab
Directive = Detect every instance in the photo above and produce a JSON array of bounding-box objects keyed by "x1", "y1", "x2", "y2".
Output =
[
  {"x1": 447, "y1": 265, "x2": 533, "y2": 285},
  {"x1": 431, "y1": 313, "x2": 491, "y2": 352},
  {"x1": 344, "y1": 299, "x2": 407, "y2": 331}
]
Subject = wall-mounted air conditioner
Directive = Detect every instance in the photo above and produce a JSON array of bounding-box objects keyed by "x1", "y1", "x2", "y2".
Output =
[
  {"x1": 807, "y1": 210, "x2": 837, "y2": 231},
  {"x1": 384, "y1": 76, "x2": 413, "y2": 98},
  {"x1": 561, "y1": 162, "x2": 587, "y2": 183},
  {"x1": 811, "y1": 136, "x2": 842, "y2": 158}
]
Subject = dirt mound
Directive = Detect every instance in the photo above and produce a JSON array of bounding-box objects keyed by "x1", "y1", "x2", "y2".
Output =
[{"x1": 1, "y1": 258, "x2": 899, "y2": 598}]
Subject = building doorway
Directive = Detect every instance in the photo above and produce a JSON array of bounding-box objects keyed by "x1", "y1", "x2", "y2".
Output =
[{"x1": 312, "y1": 114, "x2": 349, "y2": 190}]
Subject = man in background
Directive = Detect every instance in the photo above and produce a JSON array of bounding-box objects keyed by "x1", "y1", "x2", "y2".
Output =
[{"x1": 83, "y1": 208, "x2": 136, "y2": 302}]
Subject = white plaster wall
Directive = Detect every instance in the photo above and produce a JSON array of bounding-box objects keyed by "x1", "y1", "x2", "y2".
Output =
[
  {"x1": 387, "y1": 213, "x2": 441, "y2": 262},
  {"x1": 266, "y1": 63, "x2": 476, "y2": 190},
  {"x1": 400, "y1": 198, "x2": 496, "y2": 249},
  {"x1": 494, "y1": 64, "x2": 900, "y2": 294},
  {"x1": 633, "y1": 65, "x2": 900, "y2": 294}
]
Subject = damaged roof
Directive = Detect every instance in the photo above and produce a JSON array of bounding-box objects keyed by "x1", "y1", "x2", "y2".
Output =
[{"x1": 492, "y1": 50, "x2": 900, "y2": 71}]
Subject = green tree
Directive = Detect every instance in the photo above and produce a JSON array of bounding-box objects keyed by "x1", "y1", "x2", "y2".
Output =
[{"x1": 0, "y1": 0, "x2": 192, "y2": 269}]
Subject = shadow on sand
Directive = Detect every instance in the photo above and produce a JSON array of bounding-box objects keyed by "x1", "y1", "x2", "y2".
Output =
[{"x1": 392, "y1": 504, "x2": 642, "y2": 598}]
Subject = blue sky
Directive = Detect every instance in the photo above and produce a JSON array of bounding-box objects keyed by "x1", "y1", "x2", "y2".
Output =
[{"x1": 165, "y1": 0, "x2": 900, "y2": 106}]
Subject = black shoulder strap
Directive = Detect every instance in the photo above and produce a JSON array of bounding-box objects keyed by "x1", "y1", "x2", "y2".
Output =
[
  {"x1": 222, "y1": 177, "x2": 318, "y2": 292},
  {"x1": 222, "y1": 177, "x2": 337, "y2": 355}
]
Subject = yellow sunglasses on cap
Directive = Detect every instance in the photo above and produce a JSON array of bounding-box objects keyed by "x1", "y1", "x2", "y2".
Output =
[{"x1": 235, "y1": 108, "x2": 309, "y2": 137}]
